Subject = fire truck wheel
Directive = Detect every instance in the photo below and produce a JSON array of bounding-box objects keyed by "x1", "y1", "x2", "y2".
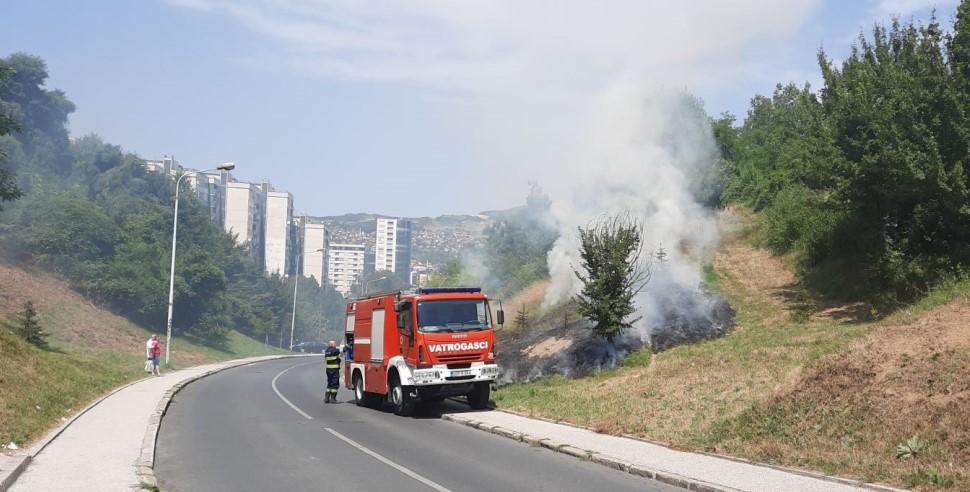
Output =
[
  {"x1": 389, "y1": 375, "x2": 416, "y2": 416},
  {"x1": 353, "y1": 372, "x2": 366, "y2": 407},
  {"x1": 353, "y1": 372, "x2": 381, "y2": 408},
  {"x1": 467, "y1": 382, "x2": 491, "y2": 410}
]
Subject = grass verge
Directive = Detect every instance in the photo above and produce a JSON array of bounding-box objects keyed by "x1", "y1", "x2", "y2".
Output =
[
  {"x1": 494, "y1": 236, "x2": 970, "y2": 490},
  {"x1": 0, "y1": 323, "x2": 285, "y2": 449}
]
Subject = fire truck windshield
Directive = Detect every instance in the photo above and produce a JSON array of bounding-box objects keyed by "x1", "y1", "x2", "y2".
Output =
[{"x1": 416, "y1": 299, "x2": 491, "y2": 332}]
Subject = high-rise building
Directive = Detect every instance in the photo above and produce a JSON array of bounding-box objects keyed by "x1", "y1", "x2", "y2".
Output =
[
  {"x1": 224, "y1": 180, "x2": 265, "y2": 262},
  {"x1": 142, "y1": 156, "x2": 182, "y2": 177},
  {"x1": 327, "y1": 244, "x2": 366, "y2": 297},
  {"x1": 264, "y1": 187, "x2": 294, "y2": 276},
  {"x1": 186, "y1": 170, "x2": 227, "y2": 226},
  {"x1": 302, "y1": 221, "x2": 328, "y2": 285},
  {"x1": 374, "y1": 217, "x2": 412, "y2": 283}
]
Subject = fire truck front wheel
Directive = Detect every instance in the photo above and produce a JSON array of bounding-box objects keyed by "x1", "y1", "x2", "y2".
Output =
[
  {"x1": 467, "y1": 382, "x2": 491, "y2": 410},
  {"x1": 388, "y1": 373, "x2": 416, "y2": 417}
]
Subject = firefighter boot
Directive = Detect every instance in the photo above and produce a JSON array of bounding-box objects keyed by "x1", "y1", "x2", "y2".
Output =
[
  {"x1": 324, "y1": 392, "x2": 331, "y2": 403},
  {"x1": 330, "y1": 392, "x2": 338, "y2": 403}
]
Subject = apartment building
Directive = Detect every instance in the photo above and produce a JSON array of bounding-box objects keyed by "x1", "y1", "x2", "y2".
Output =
[
  {"x1": 374, "y1": 217, "x2": 412, "y2": 283},
  {"x1": 264, "y1": 187, "x2": 294, "y2": 276},
  {"x1": 327, "y1": 243, "x2": 366, "y2": 296},
  {"x1": 186, "y1": 170, "x2": 227, "y2": 225},
  {"x1": 302, "y1": 221, "x2": 328, "y2": 285},
  {"x1": 142, "y1": 156, "x2": 182, "y2": 177},
  {"x1": 224, "y1": 180, "x2": 265, "y2": 262}
]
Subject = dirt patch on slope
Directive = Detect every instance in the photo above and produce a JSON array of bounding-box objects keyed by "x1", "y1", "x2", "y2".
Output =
[
  {"x1": 523, "y1": 337, "x2": 573, "y2": 358},
  {"x1": 0, "y1": 260, "x2": 146, "y2": 354}
]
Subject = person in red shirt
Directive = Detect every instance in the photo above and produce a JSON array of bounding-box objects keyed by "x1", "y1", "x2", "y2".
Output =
[{"x1": 147, "y1": 334, "x2": 162, "y2": 376}]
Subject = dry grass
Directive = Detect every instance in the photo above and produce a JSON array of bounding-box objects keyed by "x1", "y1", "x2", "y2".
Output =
[
  {"x1": 708, "y1": 299, "x2": 970, "y2": 488},
  {"x1": 0, "y1": 258, "x2": 286, "y2": 449},
  {"x1": 494, "y1": 219, "x2": 970, "y2": 490},
  {"x1": 501, "y1": 279, "x2": 551, "y2": 332}
]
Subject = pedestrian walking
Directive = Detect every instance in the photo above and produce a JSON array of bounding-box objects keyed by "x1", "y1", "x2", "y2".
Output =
[
  {"x1": 146, "y1": 334, "x2": 162, "y2": 376},
  {"x1": 324, "y1": 340, "x2": 341, "y2": 403}
]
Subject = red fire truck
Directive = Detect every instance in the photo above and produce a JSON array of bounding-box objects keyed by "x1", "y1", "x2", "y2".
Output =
[{"x1": 343, "y1": 287, "x2": 503, "y2": 416}]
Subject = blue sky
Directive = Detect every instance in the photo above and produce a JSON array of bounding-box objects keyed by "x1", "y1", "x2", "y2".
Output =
[{"x1": 0, "y1": 0, "x2": 958, "y2": 217}]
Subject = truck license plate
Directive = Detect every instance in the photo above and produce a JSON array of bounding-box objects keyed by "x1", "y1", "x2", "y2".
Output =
[{"x1": 451, "y1": 369, "x2": 473, "y2": 377}]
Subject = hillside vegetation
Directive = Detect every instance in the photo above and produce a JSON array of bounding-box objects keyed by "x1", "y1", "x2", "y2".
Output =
[
  {"x1": 0, "y1": 53, "x2": 346, "y2": 347},
  {"x1": 495, "y1": 216, "x2": 970, "y2": 489},
  {"x1": 0, "y1": 257, "x2": 286, "y2": 449},
  {"x1": 714, "y1": 5, "x2": 970, "y2": 308}
]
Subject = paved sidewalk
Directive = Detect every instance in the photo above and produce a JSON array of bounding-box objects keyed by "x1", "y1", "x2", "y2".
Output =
[
  {"x1": 442, "y1": 411, "x2": 904, "y2": 492},
  {"x1": 6, "y1": 355, "x2": 299, "y2": 492}
]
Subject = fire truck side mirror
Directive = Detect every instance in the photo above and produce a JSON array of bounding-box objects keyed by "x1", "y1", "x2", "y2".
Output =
[{"x1": 496, "y1": 309, "x2": 505, "y2": 326}]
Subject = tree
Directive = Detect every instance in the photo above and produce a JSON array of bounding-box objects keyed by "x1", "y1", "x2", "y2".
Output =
[
  {"x1": 572, "y1": 214, "x2": 650, "y2": 342},
  {"x1": 351, "y1": 270, "x2": 410, "y2": 297},
  {"x1": 654, "y1": 241, "x2": 669, "y2": 265},
  {"x1": 16, "y1": 301, "x2": 48, "y2": 348},
  {"x1": 0, "y1": 61, "x2": 22, "y2": 209},
  {"x1": 514, "y1": 304, "x2": 530, "y2": 329}
]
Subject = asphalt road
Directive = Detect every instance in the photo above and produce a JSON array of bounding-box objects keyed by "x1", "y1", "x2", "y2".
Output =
[{"x1": 155, "y1": 357, "x2": 681, "y2": 492}]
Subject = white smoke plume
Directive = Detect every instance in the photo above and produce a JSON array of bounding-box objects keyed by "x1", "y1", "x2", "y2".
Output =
[
  {"x1": 171, "y1": 0, "x2": 820, "y2": 347},
  {"x1": 542, "y1": 83, "x2": 724, "y2": 345}
]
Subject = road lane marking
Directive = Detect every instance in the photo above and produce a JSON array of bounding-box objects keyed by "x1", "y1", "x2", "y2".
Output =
[
  {"x1": 272, "y1": 361, "x2": 451, "y2": 492},
  {"x1": 271, "y1": 362, "x2": 316, "y2": 420},
  {"x1": 324, "y1": 427, "x2": 454, "y2": 492}
]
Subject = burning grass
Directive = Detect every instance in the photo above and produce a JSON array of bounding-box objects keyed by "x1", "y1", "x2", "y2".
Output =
[{"x1": 494, "y1": 234, "x2": 970, "y2": 490}]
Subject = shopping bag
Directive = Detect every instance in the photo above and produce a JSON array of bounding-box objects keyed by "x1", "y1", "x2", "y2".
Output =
[{"x1": 144, "y1": 359, "x2": 153, "y2": 373}]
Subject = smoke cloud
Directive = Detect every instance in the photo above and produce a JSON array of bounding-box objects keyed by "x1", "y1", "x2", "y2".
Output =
[
  {"x1": 541, "y1": 83, "x2": 726, "y2": 347},
  {"x1": 172, "y1": 0, "x2": 818, "y2": 353}
]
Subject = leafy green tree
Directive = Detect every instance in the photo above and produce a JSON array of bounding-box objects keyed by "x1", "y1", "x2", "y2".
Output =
[
  {"x1": 16, "y1": 301, "x2": 48, "y2": 348},
  {"x1": 573, "y1": 214, "x2": 650, "y2": 342},
  {"x1": 817, "y1": 15, "x2": 970, "y2": 301},
  {"x1": 0, "y1": 53, "x2": 75, "y2": 192},
  {"x1": 0, "y1": 62, "x2": 22, "y2": 209},
  {"x1": 351, "y1": 270, "x2": 409, "y2": 297},
  {"x1": 481, "y1": 183, "x2": 557, "y2": 295},
  {"x1": 425, "y1": 258, "x2": 473, "y2": 287}
]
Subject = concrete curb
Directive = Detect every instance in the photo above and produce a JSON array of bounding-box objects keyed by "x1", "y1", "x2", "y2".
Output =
[
  {"x1": 0, "y1": 375, "x2": 155, "y2": 492},
  {"x1": 442, "y1": 413, "x2": 907, "y2": 492},
  {"x1": 494, "y1": 408, "x2": 907, "y2": 492},
  {"x1": 133, "y1": 354, "x2": 310, "y2": 490}
]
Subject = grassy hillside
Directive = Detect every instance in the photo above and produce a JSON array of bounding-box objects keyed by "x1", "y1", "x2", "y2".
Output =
[
  {"x1": 0, "y1": 259, "x2": 287, "y2": 449},
  {"x1": 494, "y1": 221, "x2": 970, "y2": 490}
]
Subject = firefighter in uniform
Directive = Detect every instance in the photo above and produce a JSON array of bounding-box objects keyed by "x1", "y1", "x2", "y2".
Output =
[{"x1": 324, "y1": 340, "x2": 341, "y2": 403}]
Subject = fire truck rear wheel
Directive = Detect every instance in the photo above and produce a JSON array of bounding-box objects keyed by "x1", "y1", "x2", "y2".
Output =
[
  {"x1": 389, "y1": 375, "x2": 416, "y2": 416},
  {"x1": 353, "y1": 372, "x2": 379, "y2": 408},
  {"x1": 467, "y1": 382, "x2": 490, "y2": 410}
]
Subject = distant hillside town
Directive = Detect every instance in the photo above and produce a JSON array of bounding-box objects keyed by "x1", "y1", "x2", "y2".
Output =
[{"x1": 144, "y1": 156, "x2": 488, "y2": 297}]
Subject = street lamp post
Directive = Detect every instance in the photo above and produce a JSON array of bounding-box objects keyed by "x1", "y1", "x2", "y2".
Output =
[
  {"x1": 165, "y1": 163, "x2": 235, "y2": 365},
  {"x1": 364, "y1": 275, "x2": 388, "y2": 296},
  {"x1": 290, "y1": 247, "x2": 325, "y2": 350}
]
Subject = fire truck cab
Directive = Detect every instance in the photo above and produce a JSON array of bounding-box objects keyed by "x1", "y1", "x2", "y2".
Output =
[{"x1": 343, "y1": 287, "x2": 503, "y2": 416}]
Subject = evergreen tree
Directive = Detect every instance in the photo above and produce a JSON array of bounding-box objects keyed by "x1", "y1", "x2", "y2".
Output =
[
  {"x1": 514, "y1": 304, "x2": 530, "y2": 329},
  {"x1": 654, "y1": 241, "x2": 669, "y2": 265},
  {"x1": 573, "y1": 214, "x2": 650, "y2": 342},
  {"x1": 17, "y1": 301, "x2": 48, "y2": 348}
]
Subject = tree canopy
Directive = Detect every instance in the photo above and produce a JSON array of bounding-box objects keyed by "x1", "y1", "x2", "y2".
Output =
[
  {"x1": 0, "y1": 53, "x2": 344, "y2": 346},
  {"x1": 716, "y1": 5, "x2": 970, "y2": 306}
]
